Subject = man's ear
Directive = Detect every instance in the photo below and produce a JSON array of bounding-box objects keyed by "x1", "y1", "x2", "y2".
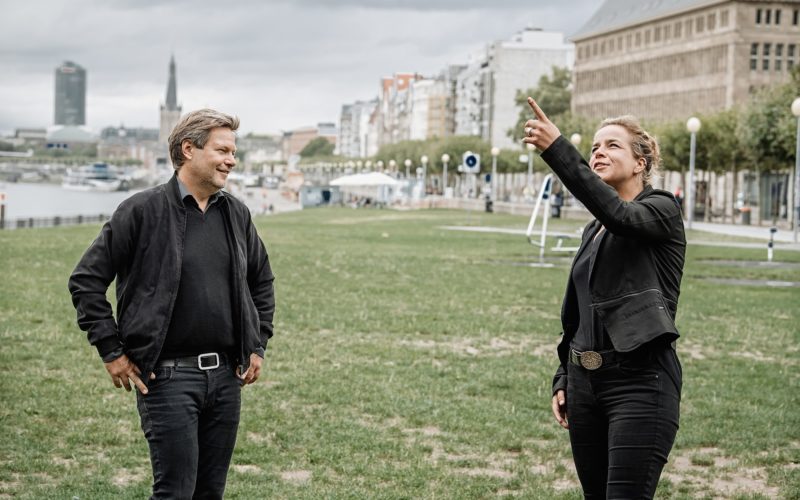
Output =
[{"x1": 181, "y1": 140, "x2": 193, "y2": 162}]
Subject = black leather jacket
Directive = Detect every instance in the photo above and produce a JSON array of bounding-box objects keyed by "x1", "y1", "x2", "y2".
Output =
[
  {"x1": 540, "y1": 136, "x2": 685, "y2": 394},
  {"x1": 68, "y1": 175, "x2": 275, "y2": 378}
]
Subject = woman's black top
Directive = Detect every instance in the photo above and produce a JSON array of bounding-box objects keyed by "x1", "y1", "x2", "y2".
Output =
[{"x1": 570, "y1": 233, "x2": 610, "y2": 352}]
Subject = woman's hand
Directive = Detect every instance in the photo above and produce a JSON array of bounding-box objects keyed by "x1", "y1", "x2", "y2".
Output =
[
  {"x1": 522, "y1": 97, "x2": 561, "y2": 152},
  {"x1": 551, "y1": 389, "x2": 568, "y2": 429}
]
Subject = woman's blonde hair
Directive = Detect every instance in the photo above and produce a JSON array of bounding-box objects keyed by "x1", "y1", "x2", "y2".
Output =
[{"x1": 598, "y1": 115, "x2": 661, "y2": 187}]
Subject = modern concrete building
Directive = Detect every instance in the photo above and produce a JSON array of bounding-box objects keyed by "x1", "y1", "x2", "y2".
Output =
[
  {"x1": 571, "y1": 0, "x2": 800, "y2": 121},
  {"x1": 337, "y1": 99, "x2": 379, "y2": 158},
  {"x1": 159, "y1": 55, "x2": 182, "y2": 146},
  {"x1": 54, "y1": 61, "x2": 86, "y2": 126},
  {"x1": 455, "y1": 28, "x2": 574, "y2": 149}
]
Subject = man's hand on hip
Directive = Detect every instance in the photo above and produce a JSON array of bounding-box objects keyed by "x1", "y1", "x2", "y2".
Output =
[
  {"x1": 237, "y1": 352, "x2": 263, "y2": 386},
  {"x1": 104, "y1": 354, "x2": 149, "y2": 395}
]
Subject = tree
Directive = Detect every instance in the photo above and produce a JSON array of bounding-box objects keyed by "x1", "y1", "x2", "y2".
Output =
[
  {"x1": 738, "y1": 65, "x2": 800, "y2": 170},
  {"x1": 509, "y1": 66, "x2": 572, "y2": 142},
  {"x1": 300, "y1": 137, "x2": 335, "y2": 158}
]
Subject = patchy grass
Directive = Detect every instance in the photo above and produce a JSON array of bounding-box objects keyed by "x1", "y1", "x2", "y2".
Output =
[{"x1": 0, "y1": 208, "x2": 798, "y2": 498}]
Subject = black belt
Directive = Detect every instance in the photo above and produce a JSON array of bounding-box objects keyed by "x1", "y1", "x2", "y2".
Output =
[
  {"x1": 569, "y1": 348, "x2": 619, "y2": 370},
  {"x1": 157, "y1": 352, "x2": 227, "y2": 370}
]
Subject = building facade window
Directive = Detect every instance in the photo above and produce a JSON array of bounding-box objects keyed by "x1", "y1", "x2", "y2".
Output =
[
  {"x1": 708, "y1": 12, "x2": 716, "y2": 30},
  {"x1": 675, "y1": 21, "x2": 682, "y2": 37},
  {"x1": 696, "y1": 16, "x2": 705, "y2": 33},
  {"x1": 763, "y1": 43, "x2": 771, "y2": 70},
  {"x1": 750, "y1": 43, "x2": 759, "y2": 71},
  {"x1": 775, "y1": 9, "x2": 781, "y2": 25},
  {"x1": 756, "y1": 8, "x2": 762, "y2": 24},
  {"x1": 765, "y1": 9, "x2": 772, "y2": 25},
  {"x1": 793, "y1": 9, "x2": 799, "y2": 25},
  {"x1": 776, "y1": 44, "x2": 783, "y2": 71},
  {"x1": 721, "y1": 9, "x2": 729, "y2": 27},
  {"x1": 788, "y1": 44, "x2": 796, "y2": 69}
]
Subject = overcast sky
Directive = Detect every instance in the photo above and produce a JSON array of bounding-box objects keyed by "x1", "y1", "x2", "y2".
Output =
[{"x1": 0, "y1": 0, "x2": 601, "y2": 136}]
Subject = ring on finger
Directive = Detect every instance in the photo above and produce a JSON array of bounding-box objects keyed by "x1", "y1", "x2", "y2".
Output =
[{"x1": 524, "y1": 127, "x2": 533, "y2": 137}]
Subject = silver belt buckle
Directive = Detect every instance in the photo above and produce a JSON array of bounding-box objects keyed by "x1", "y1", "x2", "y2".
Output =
[
  {"x1": 580, "y1": 350, "x2": 603, "y2": 370},
  {"x1": 197, "y1": 352, "x2": 220, "y2": 370}
]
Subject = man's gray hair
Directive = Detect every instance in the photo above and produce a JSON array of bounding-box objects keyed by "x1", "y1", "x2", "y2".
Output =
[{"x1": 168, "y1": 108, "x2": 240, "y2": 169}]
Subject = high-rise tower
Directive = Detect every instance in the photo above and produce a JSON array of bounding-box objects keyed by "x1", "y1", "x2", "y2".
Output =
[
  {"x1": 159, "y1": 55, "x2": 182, "y2": 146},
  {"x1": 54, "y1": 61, "x2": 86, "y2": 126}
]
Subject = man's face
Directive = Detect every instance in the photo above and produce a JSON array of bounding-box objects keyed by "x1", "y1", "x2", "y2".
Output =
[{"x1": 182, "y1": 127, "x2": 237, "y2": 192}]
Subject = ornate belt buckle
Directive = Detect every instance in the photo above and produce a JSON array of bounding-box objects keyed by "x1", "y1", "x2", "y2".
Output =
[{"x1": 580, "y1": 351, "x2": 602, "y2": 370}]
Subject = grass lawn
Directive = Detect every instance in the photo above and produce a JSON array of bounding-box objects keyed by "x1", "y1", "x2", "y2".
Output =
[{"x1": 0, "y1": 207, "x2": 798, "y2": 499}]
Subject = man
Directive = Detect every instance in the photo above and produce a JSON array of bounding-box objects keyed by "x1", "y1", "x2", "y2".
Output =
[{"x1": 68, "y1": 109, "x2": 275, "y2": 499}]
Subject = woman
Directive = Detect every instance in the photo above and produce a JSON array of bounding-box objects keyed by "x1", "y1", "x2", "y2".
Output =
[{"x1": 523, "y1": 98, "x2": 685, "y2": 499}]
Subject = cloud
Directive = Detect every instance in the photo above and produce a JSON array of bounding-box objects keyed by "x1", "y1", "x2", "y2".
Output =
[{"x1": 0, "y1": 0, "x2": 601, "y2": 134}]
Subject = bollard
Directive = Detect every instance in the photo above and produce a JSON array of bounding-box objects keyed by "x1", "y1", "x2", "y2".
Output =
[{"x1": 767, "y1": 227, "x2": 777, "y2": 262}]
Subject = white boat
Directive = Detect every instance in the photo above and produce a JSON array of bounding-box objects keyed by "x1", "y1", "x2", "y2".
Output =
[{"x1": 62, "y1": 163, "x2": 124, "y2": 192}]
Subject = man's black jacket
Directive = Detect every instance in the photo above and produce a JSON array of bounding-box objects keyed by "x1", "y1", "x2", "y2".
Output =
[
  {"x1": 68, "y1": 175, "x2": 275, "y2": 378},
  {"x1": 540, "y1": 136, "x2": 686, "y2": 394}
]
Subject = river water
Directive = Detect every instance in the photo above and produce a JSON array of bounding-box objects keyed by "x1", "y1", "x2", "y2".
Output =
[
  {"x1": 0, "y1": 182, "x2": 300, "y2": 221},
  {"x1": 0, "y1": 182, "x2": 142, "y2": 219}
]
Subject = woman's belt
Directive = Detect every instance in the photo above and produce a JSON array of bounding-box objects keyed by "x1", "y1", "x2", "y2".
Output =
[{"x1": 569, "y1": 349, "x2": 618, "y2": 370}]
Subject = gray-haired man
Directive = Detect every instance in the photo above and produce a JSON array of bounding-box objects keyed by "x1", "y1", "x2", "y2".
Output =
[{"x1": 69, "y1": 109, "x2": 275, "y2": 498}]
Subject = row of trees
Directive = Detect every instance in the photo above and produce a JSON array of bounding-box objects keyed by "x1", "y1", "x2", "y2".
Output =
[{"x1": 308, "y1": 66, "x2": 799, "y2": 176}]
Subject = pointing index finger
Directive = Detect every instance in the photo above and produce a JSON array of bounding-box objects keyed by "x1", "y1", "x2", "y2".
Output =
[{"x1": 527, "y1": 97, "x2": 548, "y2": 122}]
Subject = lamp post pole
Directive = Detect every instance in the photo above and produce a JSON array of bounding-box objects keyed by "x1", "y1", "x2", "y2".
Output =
[
  {"x1": 490, "y1": 147, "x2": 499, "y2": 202},
  {"x1": 441, "y1": 153, "x2": 450, "y2": 197},
  {"x1": 404, "y1": 159, "x2": 412, "y2": 179},
  {"x1": 686, "y1": 117, "x2": 701, "y2": 230},
  {"x1": 420, "y1": 155, "x2": 428, "y2": 197},
  {"x1": 792, "y1": 98, "x2": 800, "y2": 243}
]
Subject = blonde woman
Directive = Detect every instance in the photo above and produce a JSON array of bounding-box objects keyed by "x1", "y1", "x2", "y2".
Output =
[{"x1": 523, "y1": 98, "x2": 684, "y2": 499}]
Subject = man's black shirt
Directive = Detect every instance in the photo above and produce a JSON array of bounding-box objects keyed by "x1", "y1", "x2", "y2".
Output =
[{"x1": 160, "y1": 189, "x2": 235, "y2": 358}]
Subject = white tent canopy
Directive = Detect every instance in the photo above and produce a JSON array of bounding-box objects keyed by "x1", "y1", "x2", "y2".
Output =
[
  {"x1": 329, "y1": 172, "x2": 400, "y2": 187},
  {"x1": 329, "y1": 172, "x2": 401, "y2": 204}
]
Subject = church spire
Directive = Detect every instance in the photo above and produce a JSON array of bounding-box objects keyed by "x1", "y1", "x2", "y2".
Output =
[{"x1": 165, "y1": 54, "x2": 178, "y2": 111}]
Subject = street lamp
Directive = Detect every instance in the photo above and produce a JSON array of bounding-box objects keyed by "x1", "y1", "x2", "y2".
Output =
[
  {"x1": 365, "y1": 160, "x2": 372, "y2": 170},
  {"x1": 526, "y1": 143, "x2": 536, "y2": 195},
  {"x1": 404, "y1": 159, "x2": 412, "y2": 179},
  {"x1": 441, "y1": 153, "x2": 450, "y2": 197},
  {"x1": 570, "y1": 133, "x2": 582, "y2": 148},
  {"x1": 376, "y1": 160, "x2": 384, "y2": 172},
  {"x1": 792, "y1": 97, "x2": 800, "y2": 243},
  {"x1": 420, "y1": 155, "x2": 428, "y2": 197},
  {"x1": 388, "y1": 159, "x2": 397, "y2": 176},
  {"x1": 490, "y1": 147, "x2": 500, "y2": 202},
  {"x1": 686, "y1": 116, "x2": 701, "y2": 230}
]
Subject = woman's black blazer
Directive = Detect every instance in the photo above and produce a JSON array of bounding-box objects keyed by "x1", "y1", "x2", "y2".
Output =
[{"x1": 540, "y1": 136, "x2": 686, "y2": 394}]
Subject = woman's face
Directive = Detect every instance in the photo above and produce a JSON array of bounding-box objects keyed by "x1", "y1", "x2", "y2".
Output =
[{"x1": 589, "y1": 125, "x2": 644, "y2": 191}]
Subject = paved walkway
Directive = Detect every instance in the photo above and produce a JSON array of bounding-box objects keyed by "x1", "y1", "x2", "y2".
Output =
[
  {"x1": 689, "y1": 221, "x2": 796, "y2": 243},
  {"x1": 441, "y1": 223, "x2": 800, "y2": 252}
]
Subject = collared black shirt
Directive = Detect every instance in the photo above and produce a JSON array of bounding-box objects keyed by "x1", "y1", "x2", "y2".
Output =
[{"x1": 160, "y1": 179, "x2": 235, "y2": 358}]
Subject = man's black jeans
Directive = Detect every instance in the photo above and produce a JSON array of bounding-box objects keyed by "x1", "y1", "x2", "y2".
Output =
[
  {"x1": 566, "y1": 347, "x2": 681, "y2": 499},
  {"x1": 136, "y1": 358, "x2": 242, "y2": 499}
]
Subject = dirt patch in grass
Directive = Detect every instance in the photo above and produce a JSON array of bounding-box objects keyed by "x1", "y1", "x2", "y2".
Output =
[
  {"x1": 664, "y1": 447, "x2": 781, "y2": 498},
  {"x1": 280, "y1": 469, "x2": 312, "y2": 484},
  {"x1": 112, "y1": 467, "x2": 147, "y2": 487},
  {"x1": 233, "y1": 464, "x2": 263, "y2": 474},
  {"x1": 455, "y1": 467, "x2": 513, "y2": 479},
  {"x1": 398, "y1": 336, "x2": 550, "y2": 358},
  {"x1": 246, "y1": 431, "x2": 274, "y2": 444}
]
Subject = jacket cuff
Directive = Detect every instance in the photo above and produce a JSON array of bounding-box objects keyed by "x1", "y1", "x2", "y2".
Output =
[
  {"x1": 552, "y1": 373, "x2": 568, "y2": 396},
  {"x1": 95, "y1": 337, "x2": 124, "y2": 362}
]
